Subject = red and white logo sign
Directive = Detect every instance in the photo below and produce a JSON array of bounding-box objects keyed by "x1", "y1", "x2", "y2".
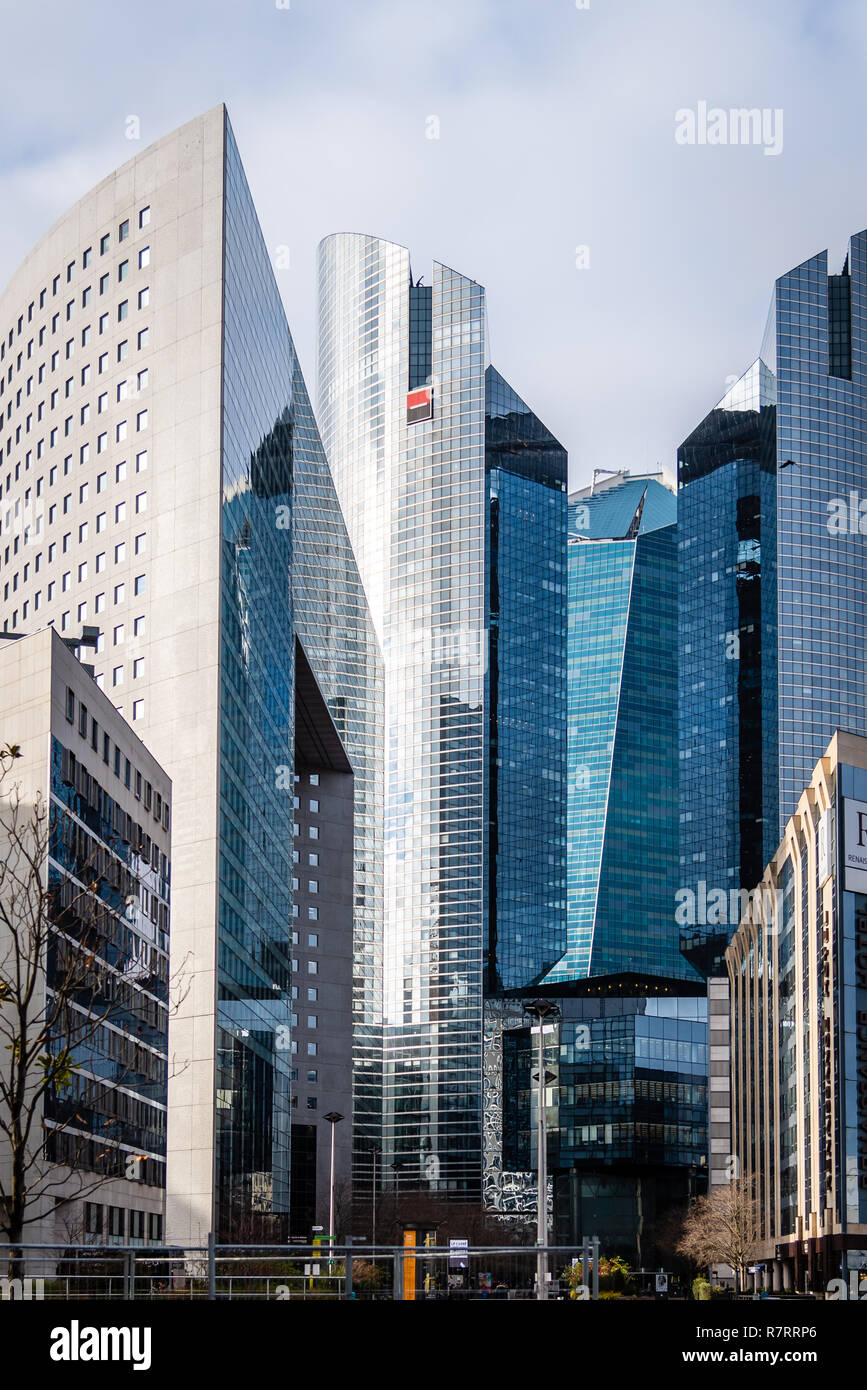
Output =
[{"x1": 406, "y1": 385, "x2": 433, "y2": 424}]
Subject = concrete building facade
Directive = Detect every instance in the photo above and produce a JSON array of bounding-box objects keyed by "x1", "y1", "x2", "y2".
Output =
[
  {"x1": 727, "y1": 730, "x2": 867, "y2": 1292},
  {"x1": 0, "y1": 108, "x2": 381, "y2": 1245},
  {"x1": 0, "y1": 626, "x2": 171, "y2": 1248}
]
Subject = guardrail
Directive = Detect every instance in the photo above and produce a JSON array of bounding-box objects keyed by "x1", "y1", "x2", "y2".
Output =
[{"x1": 0, "y1": 1242, "x2": 595, "y2": 1301}]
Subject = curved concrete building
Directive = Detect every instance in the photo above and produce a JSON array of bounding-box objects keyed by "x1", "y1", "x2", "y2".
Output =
[{"x1": 0, "y1": 109, "x2": 382, "y2": 1245}]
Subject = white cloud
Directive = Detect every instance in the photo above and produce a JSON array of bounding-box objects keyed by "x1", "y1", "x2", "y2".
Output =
[{"x1": 2, "y1": 0, "x2": 867, "y2": 486}]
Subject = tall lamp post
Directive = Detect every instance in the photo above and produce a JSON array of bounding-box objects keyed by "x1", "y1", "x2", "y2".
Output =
[
  {"x1": 524, "y1": 998, "x2": 560, "y2": 1301},
  {"x1": 324, "y1": 1111, "x2": 344, "y2": 1266}
]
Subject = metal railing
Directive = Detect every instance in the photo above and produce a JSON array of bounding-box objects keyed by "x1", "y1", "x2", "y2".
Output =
[{"x1": 0, "y1": 1241, "x2": 597, "y2": 1300}]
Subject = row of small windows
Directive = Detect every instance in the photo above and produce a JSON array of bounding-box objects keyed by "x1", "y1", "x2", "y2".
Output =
[
  {"x1": 3, "y1": 567, "x2": 146, "y2": 632},
  {"x1": 3, "y1": 484, "x2": 148, "y2": 550},
  {"x1": 0, "y1": 328, "x2": 151, "y2": 487},
  {"x1": 0, "y1": 447, "x2": 148, "y2": 632},
  {"x1": 1, "y1": 330, "x2": 149, "y2": 428},
  {"x1": 2, "y1": 361, "x2": 149, "y2": 434},
  {"x1": 85, "y1": 1202, "x2": 162, "y2": 1241},
  {"x1": 2, "y1": 281, "x2": 150, "y2": 435},
  {"x1": 64, "y1": 689, "x2": 168, "y2": 829},
  {"x1": 3, "y1": 322, "x2": 148, "y2": 394},
  {"x1": 44, "y1": 1127, "x2": 163, "y2": 1187},
  {"x1": 2, "y1": 400, "x2": 150, "y2": 468},
  {"x1": 0, "y1": 370, "x2": 149, "y2": 458},
  {"x1": 0, "y1": 233, "x2": 152, "y2": 524},
  {"x1": 2, "y1": 205, "x2": 150, "y2": 357},
  {"x1": 57, "y1": 751, "x2": 169, "y2": 905},
  {"x1": 2, "y1": 447, "x2": 148, "y2": 525}
]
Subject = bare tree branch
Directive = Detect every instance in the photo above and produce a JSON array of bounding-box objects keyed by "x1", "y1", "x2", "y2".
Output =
[{"x1": 0, "y1": 740, "x2": 187, "y2": 1263}]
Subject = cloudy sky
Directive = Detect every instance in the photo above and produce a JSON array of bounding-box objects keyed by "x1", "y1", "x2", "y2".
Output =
[{"x1": 3, "y1": 0, "x2": 867, "y2": 488}]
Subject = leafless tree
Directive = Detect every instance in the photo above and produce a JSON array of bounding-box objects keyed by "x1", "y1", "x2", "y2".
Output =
[
  {"x1": 0, "y1": 741, "x2": 188, "y2": 1264},
  {"x1": 676, "y1": 1177, "x2": 759, "y2": 1291}
]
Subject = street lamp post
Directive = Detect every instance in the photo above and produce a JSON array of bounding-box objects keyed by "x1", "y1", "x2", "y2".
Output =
[
  {"x1": 323, "y1": 1111, "x2": 344, "y2": 1267},
  {"x1": 524, "y1": 998, "x2": 560, "y2": 1302}
]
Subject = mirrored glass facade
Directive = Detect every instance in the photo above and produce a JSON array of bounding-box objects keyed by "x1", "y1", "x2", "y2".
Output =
[
  {"x1": 485, "y1": 367, "x2": 567, "y2": 991},
  {"x1": 218, "y1": 127, "x2": 383, "y2": 1235},
  {"x1": 678, "y1": 362, "x2": 778, "y2": 904},
  {"x1": 317, "y1": 235, "x2": 566, "y2": 1196},
  {"x1": 0, "y1": 108, "x2": 381, "y2": 1243},
  {"x1": 679, "y1": 231, "x2": 867, "y2": 936},
  {"x1": 215, "y1": 121, "x2": 297, "y2": 1238},
  {"x1": 501, "y1": 992, "x2": 708, "y2": 1259},
  {"x1": 289, "y1": 354, "x2": 384, "y2": 1179},
  {"x1": 549, "y1": 473, "x2": 692, "y2": 981}
]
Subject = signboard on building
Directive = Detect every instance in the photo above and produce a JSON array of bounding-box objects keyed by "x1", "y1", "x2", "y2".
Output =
[
  {"x1": 843, "y1": 798, "x2": 867, "y2": 892},
  {"x1": 449, "y1": 1238, "x2": 469, "y2": 1269},
  {"x1": 818, "y1": 809, "x2": 831, "y2": 885},
  {"x1": 403, "y1": 1229, "x2": 417, "y2": 1302},
  {"x1": 406, "y1": 386, "x2": 433, "y2": 424}
]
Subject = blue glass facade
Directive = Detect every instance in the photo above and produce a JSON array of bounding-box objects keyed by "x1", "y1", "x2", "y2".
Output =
[
  {"x1": 679, "y1": 230, "x2": 867, "y2": 932},
  {"x1": 289, "y1": 353, "x2": 384, "y2": 1173},
  {"x1": 549, "y1": 473, "x2": 692, "y2": 982},
  {"x1": 47, "y1": 733, "x2": 170, "y2": 1195},
  {"x1": 215, "y1": 121, "x2": 297, "y2": 1236},
  {"x1": 678, "y1": 361, "x2": 778, "y2": 906},
  {"x1": 215, "y1": 122, "x2": 384, "y2": 1237},
  {"x1": 502, "y1": 992, "x2": 708, "y2": 1258},
  {"x1": 485, "y1": 366, "x2": 567, "y2": 992}
]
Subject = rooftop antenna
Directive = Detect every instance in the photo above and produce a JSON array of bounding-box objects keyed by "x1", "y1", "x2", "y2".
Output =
[{"x1": 590, "y1": 467, "x2": 623, "y2": 495}]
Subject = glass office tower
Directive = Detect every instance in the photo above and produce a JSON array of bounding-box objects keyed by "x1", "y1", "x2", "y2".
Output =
[
  {"x1": 484, "y1": 472, "x2": 706, "y2": 1237},
  {"x1": 548, "y1": 470, "x2": 691, "y2": 982},
  {"x1": 290, "y1": 352, "x2": 384, "y2": 1189},
  {"x1": 500, "y1": 991, "x2": 708, "y2": 1261},
  {"x1": 317, "y1": 236, "x2": 567, "y2": 1197},
  {"x1": 485, "y1": 367, "x2": 568, "y2": 993},
  {"x1": 0, "y1": 109, "x2": 381, "y2": 1243},
  {"x1": 678, "y1": 231, "x2": 867, "y2": 928}
]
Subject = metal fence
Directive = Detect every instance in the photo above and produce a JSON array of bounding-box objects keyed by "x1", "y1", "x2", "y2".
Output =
[{"x1": 0, "y1": 1242, "x2": 600, "y2": 1300}]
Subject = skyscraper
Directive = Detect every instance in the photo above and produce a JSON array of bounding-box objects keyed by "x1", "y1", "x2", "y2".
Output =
[
  {"x1": 317, "y1": 235, "x2": 567, "y2": 1198},
  {"x1": 678, "y1": 230, "x2": 867, "y2": 923},
  {"x1": 550, "y1": 469, "x2": 690, "y2": 983},
  {"x1": 482, "y1": 471, "x2": 706, "y2": 1249},
  {"x1": 0, "y1": 108, "x2": 381, "y2": 1245}
]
